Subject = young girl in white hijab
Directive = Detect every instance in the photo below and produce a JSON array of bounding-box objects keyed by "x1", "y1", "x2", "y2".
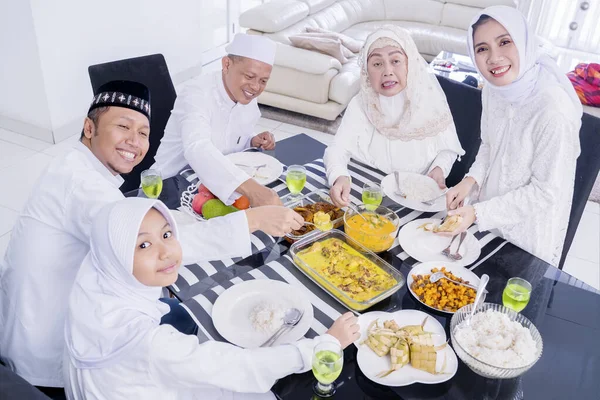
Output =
[
  {"x1": 444, "y1": 6, "x2": 582, "y2": 266},
  {"x1": 63, "y1": 198, "x2": 359, "y2": 400},
  {"x1": 324, "y1": 25, "x2": 465, "y2": 207}
]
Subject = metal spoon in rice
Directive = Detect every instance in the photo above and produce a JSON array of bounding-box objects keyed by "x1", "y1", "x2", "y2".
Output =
[
  {"x1": 260, "y1": 308, "x2": 303, "y2": 347},
  {"x1": 467, "y1": 274, "x2": 489, "y2": 326}
]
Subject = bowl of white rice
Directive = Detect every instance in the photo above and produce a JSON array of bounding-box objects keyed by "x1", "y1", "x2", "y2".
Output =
[{"x1": 450, "y1": 303, "x2": 543, "y2": 379}]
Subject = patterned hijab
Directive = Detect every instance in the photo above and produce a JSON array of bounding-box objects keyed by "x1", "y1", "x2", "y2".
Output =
[{"x1": 358, "y1": 25, "x2": 455, "y2": 141}]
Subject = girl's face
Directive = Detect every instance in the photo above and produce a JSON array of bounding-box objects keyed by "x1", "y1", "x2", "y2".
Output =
[
  {"x1": 366, "y1": 45, "x2": 408, "y2": 97},
  {"x1": 473, "y1": 18, "x2": 520, "y2": 86},
  {"x1": 133, "y1": 208, "x2": 182, "y2": 287}
]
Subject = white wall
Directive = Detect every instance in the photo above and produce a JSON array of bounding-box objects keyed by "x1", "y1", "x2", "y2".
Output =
[
  {"x1": 0, "y1": 0, "x2": 52, "y2": 139},
  {"x1": 1, "y1": 0, "x2": 228, "y2": 143}
]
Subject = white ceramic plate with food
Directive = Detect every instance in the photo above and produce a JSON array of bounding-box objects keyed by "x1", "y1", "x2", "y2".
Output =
[
  {"x1": 381, "y1": 172, "x2": 446, "y2": 212},
  {"x1": 212, "y1": 280, "x2": 313, "y2": 349},
  {"x1": 398, "y1": 218, "x2": 481, "y2": 267},
  {"x1": 354, "y1": 309, "x2": 458, "y2": 386},
  {"x1": 226, "y1": 152, "x2": 284, "y2": 186},
  {"x1": 407, "y1": 261, "x2": 481, "y2": 314}
]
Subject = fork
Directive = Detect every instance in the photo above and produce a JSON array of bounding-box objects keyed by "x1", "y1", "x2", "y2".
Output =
[
  {"x1": 441, "y1": 235, "x2": 458, "y2": 258},
  {"x1": 236, "y1": 163, "x2": 266, "y2": 170},
  {"x1": 393, "y1": 171, "x2": 407, "y2": 198},
  {"x1": 450, "y1": 231, "x2": 467, "y2": 261}
]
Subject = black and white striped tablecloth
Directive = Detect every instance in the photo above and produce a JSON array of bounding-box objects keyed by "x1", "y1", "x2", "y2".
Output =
[
  {"x1": 171, "y1": 157, "x2": 508, "y2": 301},
  {"x1": 181, "y1": 255, "x2": 349, "y2": 344}
]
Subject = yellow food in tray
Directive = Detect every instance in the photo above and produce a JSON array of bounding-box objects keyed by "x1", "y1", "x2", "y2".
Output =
[
  {"x1": 295, "y1": 238, "x2": 397, "y2": 309},
  {"x1": 411, "y1": 267, "x2": 476, "y2": 312}
]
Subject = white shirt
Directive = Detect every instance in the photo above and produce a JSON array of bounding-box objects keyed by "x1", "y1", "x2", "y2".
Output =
[
  {"x1": 468, "y1": 85, "x2": 581, "y2": 266},
  {"x1": 324, "y1": 96, "x2": 465, "y2": 186},
  {"x1": 153, "y1": 71, "x2": 261, "y2": 203},
  {"x1": 64, "y1": 324, "x2": 337, "y2": 400},
  {"x1": 0, "y1": 143, "x2": 252, "y2": 387}
]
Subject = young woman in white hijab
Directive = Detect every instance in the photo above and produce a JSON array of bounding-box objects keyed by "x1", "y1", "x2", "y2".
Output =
[
  {"x1": 63, "y1": 198, "x2": 359, "y2": 400},
  {"x1": 324, "y1": 26, "x2": 465, "y2": 207},
  {"x1": 444, "y1": 6, "x2": 582, "y2": 266}
]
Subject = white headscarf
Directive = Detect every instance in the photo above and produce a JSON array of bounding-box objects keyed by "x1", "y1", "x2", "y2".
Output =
[
  {"x1": 467, "y1": 6, "x2": 582, "y2": 114},
  {"x1": 358, "y1": 25, "x2": 456, "y2": 141},
  {"x1": 65, "y1": 198, "x2": 177, "y2": 369}
]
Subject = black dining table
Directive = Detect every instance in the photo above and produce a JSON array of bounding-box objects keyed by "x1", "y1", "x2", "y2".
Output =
[{"x1": 171, "y1": 134, "x2": 600, "y2": 400}]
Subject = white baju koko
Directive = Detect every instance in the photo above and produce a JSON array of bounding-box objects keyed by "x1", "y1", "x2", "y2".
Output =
[
  {"x1": 465, "y1": 6, "x2": 583, "y2": 266},
  {"x1": 324, "y1": 26, "x2": 465, "y2": 186},
  {"x1": 0, "y1": 143, "x2": 252, "y2": 387},
  {"x1": 63, "y1": 198, "x2": 339, "y2": 400},
  {"x1": 153, "y1": 71, "x2": 261, "y2": 203}
]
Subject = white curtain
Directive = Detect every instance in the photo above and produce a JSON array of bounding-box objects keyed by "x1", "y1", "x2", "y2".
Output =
[{"x1": 520, "y1": 0, "x2": 600, "y2": 71}]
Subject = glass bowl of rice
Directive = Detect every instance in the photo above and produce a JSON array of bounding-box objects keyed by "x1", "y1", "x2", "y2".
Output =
[{"x1": 450, "y1": 303, "x2": 543, "y2": 379}]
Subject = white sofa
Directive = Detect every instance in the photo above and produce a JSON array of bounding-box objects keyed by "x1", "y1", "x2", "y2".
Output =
[{"x1": 240, "y1": 0, "x2": 516, "y2": 120}]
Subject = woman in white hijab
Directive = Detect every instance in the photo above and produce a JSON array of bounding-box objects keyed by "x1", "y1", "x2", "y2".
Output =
[
  {"x1": 444, "y1": 6, "x2": 582, "y2": 266},
  {"x1": 63, "y1": 198, "x2": 359, "y2": 400},
  {"x1": 324, "y1": 25, "x2": 465, "y2": 207}
]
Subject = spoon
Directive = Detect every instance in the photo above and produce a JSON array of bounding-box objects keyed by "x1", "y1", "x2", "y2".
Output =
[
  {"x1": 260, "y1": 308, "x2": 304, "y2": 347},
  {"x1": 467, "y1": 274, "x2": 489, "y2": 325},
  {"x1": 429, "y1": 271, "x2": 488, "y2": 293},
  {"x1": 347, "y1": 203, "x2": 369, "y2": 222}
]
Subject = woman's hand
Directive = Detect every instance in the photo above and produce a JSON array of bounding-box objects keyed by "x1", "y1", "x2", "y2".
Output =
[
  {"x1": 427, "y1": 167, "x2": 446, "y2": 189},
  {"x1": 436, "y1": 206, "x2": 476, "y2": 237},
  {"x1": 330, "y1": 176, "x2": 351, "y2": 208},
  {"x1": 446, "y1": 177, "x2": 476, "y2": 210}
]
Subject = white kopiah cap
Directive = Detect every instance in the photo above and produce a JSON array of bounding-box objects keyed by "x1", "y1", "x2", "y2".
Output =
[{"x1": 225, "y1": 33, "x2": 277, "y2": 66}]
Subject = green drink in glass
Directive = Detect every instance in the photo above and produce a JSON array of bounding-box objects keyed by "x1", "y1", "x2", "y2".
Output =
[
  {"x1": 502, "y1": 277, "x2": 532, "y2": 312},
  {"x1": 362, "y1": 182, "x2": 383, "y2": 211},
  {"x1": 141, "y1": 169, "x2": 163, "y2": 199},
  {"x1": 312, "y1": 341, "x2": 343, "y2": 397},
  {"x1": 286, "y1": 165, "x2": 307, "y2": 198}
]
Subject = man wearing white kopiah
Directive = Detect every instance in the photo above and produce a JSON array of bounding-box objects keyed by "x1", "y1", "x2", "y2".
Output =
[
  {"x1": 153, "y1": 34, "x2": 280, "y2": 208},
  {"x1": 0, "y1": 80, "x2": 302, "y2": 390}
]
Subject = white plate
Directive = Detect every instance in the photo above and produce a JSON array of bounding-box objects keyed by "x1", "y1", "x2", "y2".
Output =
[
  {"x1": 226, "y1": 152, "x2": 284, "y2": 186},
  {"x1": 354, "y1": 310, "x2": 458, "y2": 386},
  {"x1": 407, "y1": 262, "x2": 481, "y2": 314},
  {"x1": 398, "y1": 218, "x2": 481, "y2": 267},
  {"x1": 212, "y1": 280, "x2": 313, "y2": 349},
  {"x1": 381, "y1": 172, "x2": 446, "y2": 212}
]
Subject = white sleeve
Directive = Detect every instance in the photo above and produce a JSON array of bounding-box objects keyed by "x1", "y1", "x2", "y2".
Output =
[
  {"x1": 428, "y1": 123, "x2": 465, "y2": 178},
  {"x1": 175, "y1": 88, "x2": 250, "y2": 203},
  {"x1": 178, "y1": 211, "x2": 252, "y2": 265},
  {"x1": 473, "y1": 114, "x2": 579, "y2": 231},
  {"x1": 63, "y1": 175, "x2": 124, "y2": 240},
  {"x1": 324, "y1": 97, "x2": 363, "y2": 186},
  {"x1": 149, "y1": 325, "x2": 341, "y2": 394},
  {"x1": 466, "y1": 91, "x2": 491, "y2": 186}
]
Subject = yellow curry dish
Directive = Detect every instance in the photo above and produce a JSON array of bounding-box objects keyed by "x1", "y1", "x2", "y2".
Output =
[
  {"x1": 295, "y1": 238, "x2": 400, "y2": 311},
  {"x1": 344, "y1": 208, "x2": 399, "y2": 253}
]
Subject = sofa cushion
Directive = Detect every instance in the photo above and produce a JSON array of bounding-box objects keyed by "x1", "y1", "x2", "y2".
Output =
[
  {"x1": 274, "y1": 42, "x2": 343, "y2": 74},
  {"x1": 240, "y1": 0, "x2": 309, "y2": 33},
  {"x1": 299, "y1": 0, "x2": 338, "y2": 14},
  {"x1": 329, "y1": 58, "x2": 362, "y2": 104},
  {"x1": 445, "y1": 0, "x2": 516, "y2": 8},
  {"x1": 342, "y1": 20, "x2": 468, "y2": 56},
  {"x1": 309, "y1": 0, "x2": 386, "y2": 33},
  {"x1": 383, "y1": 0, "x2": 443, "y2": 25},
  {"x1": 441, "y1": 3, "x2": 486, "y2": 31},
  {"x1": 267, "y1": 66, "x2": 339, "y2": 104},
  {"x1": 306, "y1": 26, "x2": 363, "y2": 52},
  {"x1": 289, "y1": 34, "x2": 352, "y2": 63}
]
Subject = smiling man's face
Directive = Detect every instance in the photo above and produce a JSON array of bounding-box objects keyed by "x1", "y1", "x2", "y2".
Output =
[
  {"x1": 221, "y1": 55, "x2": 272, "y2": 105},
  {"x1": 82, "y1": 106, "x2": 150, "y2": 175}
]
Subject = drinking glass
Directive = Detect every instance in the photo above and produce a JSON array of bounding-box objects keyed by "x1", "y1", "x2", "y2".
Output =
[
  {"x1": 362, "y1": 182, "x2": 383, "y2": 211},
  {"x1": 312, "y1": 341, "x2": 343, "y2": 397},
  {"x1": 502, "y1": 277, "x2": 532, "y2": 312},
  {"x1": 141, "y1": 169, "x2": 163, "y2": 199},
  {"x1": 286, "y1": 165, "x2": 307, "y2": 198}
]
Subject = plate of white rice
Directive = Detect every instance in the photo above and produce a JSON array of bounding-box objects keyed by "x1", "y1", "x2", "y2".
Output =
[
  {"x1": 212, "y1": 280, "x2": 313, "y2": 348},
  {"x1": 381, "y1": 172, "x2": 446, "y2": 212}
]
